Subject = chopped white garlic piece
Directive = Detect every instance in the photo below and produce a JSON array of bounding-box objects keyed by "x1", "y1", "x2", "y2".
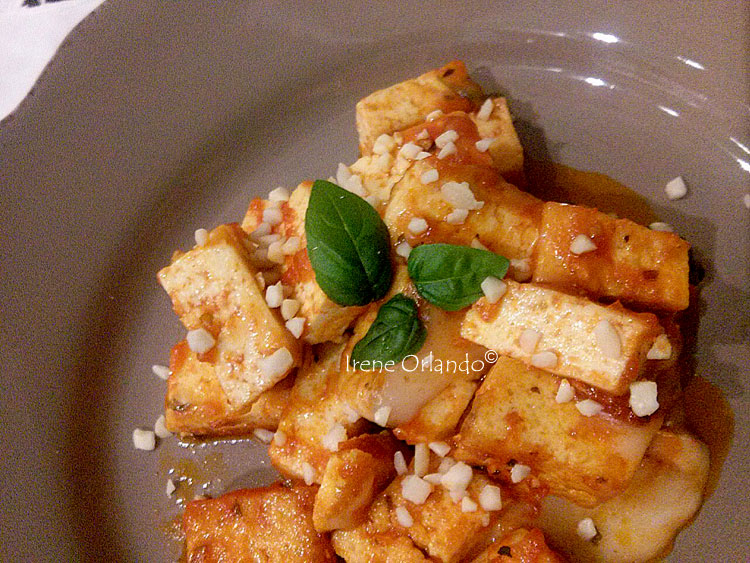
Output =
[
  {"x1": 481, "y1": 276, "x2": 507, "y2": 304},
  {"x1": 570, "y1": 234, "x2": 597, "y2": 255},
  {"x1": 594, "y1": 320, "x2": 622, "y2": 359},
  {"x1": 555, "y1": 379, "x2": 575, "y2": 403},
  {"x1": 629, "y1": 381, "x2": 660, "y2": 416},
  {"x1": 665, "y1": 176, "x2": 688, "y2": 200}
]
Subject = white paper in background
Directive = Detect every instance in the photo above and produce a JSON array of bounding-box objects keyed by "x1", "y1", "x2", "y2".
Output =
[{"x1": 0, "y1": 0, "x2": 105, "y2": 120}]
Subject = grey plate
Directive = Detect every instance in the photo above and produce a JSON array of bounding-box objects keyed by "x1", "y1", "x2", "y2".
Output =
[{"x1": 1, "y1": 2, "x2": 748, "y2": 561}]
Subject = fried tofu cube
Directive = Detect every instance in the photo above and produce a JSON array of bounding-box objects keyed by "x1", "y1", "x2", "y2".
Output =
[
  {"x1": 165, "y1": 341, "x2": 293, "y2": 437},
  {"x1": 461, "y1": 280, "x2": 663, "y2": 394},
  {"x1": 269, "y1": 343, "x2": 370, "y2": 483},
  {"x1": 453, "y1": 357, "x2": 662, "y2": 507},
  {"x1": 182, "y1": 482, "x2": 336, "y2": 563},
  {"x1": 394, "y1": 378, "x2": 479, "y2": 444},
  {"x1": 383, "y1": 159, "x2": 542, "y2": 276},
  {"x1": 339, "y1": 267, "x2": 490, "y2": 428},
  {"x1": 356, "y1": 60, "x2": 484, "y2": 155},
  {"x1": 533, "y1": 202, "x2": 691, "y2": 311},
  {"x1": 471, "y1": 528, "x2": 564, "y2": 563},
  {"x1": 470, "y1": 97, "x2": 525, "y2": 184},
  {"x1": 537, "y1": 430, "x2": 710, "y2": 563},
  {"x1": 313, "y1": 432, "x2": 408, "y2": 532},
  {"x1": 334, "y1": 452, "x2": 535, "y2": 563},
  {"x1": 242, "y1": 183, "x2": 367, "y2": 344},
  {"x1": 157, "y1": 224, "x2": 301, "y2": 408},
  {"x1": 332, "y1": 494, "x2": 433, "y2": 563}
]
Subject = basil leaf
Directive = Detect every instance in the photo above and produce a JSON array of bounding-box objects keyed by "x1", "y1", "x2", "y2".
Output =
[
  {"x1": 305, "y1": 180, "x2": 393, "y2": 306},
  {"x1": 350, "y1": 294, "x2": 426, "y2": 367},
  {"x1": 407, "y1": 243, "x2": 509, "y2": 311}
]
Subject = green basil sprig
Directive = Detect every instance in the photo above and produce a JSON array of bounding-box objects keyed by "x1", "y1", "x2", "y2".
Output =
[
  {"x1": 350, "y1": 294, "x2": 426, "y2": 367},
  {"x1": 407, "y1": 243, "x2": 509, "y2": 311},
  {"x1": 305, "y1": 180, "x2": 393, "y2": 306}
]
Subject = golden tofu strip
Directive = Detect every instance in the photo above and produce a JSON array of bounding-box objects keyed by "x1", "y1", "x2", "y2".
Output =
[
  {"x1": 461, "y1": 280, "x2": 663, "y2": 395},
  {"x1": 182, "y1": 482, "x2": 337, "y2": 562},
  {"x1": 356, "y1": 60, "x2": 484, "y2": 156},
  {"x1": 157, "y1": 224, "x2": 302, "y2": 410},
  {"x1": 453, "y1": 357, "x2": 662, "y2": 507}
]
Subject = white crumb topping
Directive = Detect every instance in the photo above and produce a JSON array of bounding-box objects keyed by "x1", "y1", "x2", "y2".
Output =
[
  {"x1": 322, "y1": 423, "x2": 347, "y2": 452},
  {"x1": 441, "y1": 181, "x2": 484, "y2": 210},
  {"x1": 267, "y1": 240, "x2": 285, "y2": 264},
  {"x1": 420, "y1": 168, "x2": 439, "y2": 184},
  {"x1": 477, "y1": 98, "x2": 494, "y2": 120},
  {"x1": 285, "y1": 317, "x2": 305, "y2": 339},
  {"x1": 577, "y1": 517, "x2": 598, "y2": 541},
  {"x1": 425, "y1": 109, "x2": 444, "y2": 121},
  {"x1": 280, "y1": 298, "x2": 301, "y2": 321},
  {"x1": 302, "y1": 462, "x2": 315, "y2": 485},
  {"x1": 272, "y1": 429, "x2": 287, "y2": 446},
  {"x1": 394, "y1": 451, "x2": 408, "y2": 476},
  {"x1": 416, "y1": 129, "x2": 430, "y2": 140},
  {"x1": 428, "y1": 441, "x2": 451, "y2": 457},
  {"x1": 250, "y1": 222, "x2": 271, "y2": 240},
  {"x1": 555, "y1": 379, "x2": 575, "y2": 403},
  {"x1": 570, "y1": 234, "x2": 597, "y2": 255},
  {"x1": 414, "y1": 150, "x2": 432, "y2": 160},
  {"x1": 414, "y1": 443, "x2": 430, "y2": 477},
  {"x1": 396, "y1": 241, "x2": 412, "y2": 259},
  {"x1": 154, "y1": 415, "x2": 172, "y2": 439},
  {"x1": 132, "y1": 428, "x2": 156, "y2": 451},
  {"x1": 400, "y1": 142, "x2": 422, "y2": 160},
  {"x1": 438, "y1": 457, "x2": 457, "y2": 475},
  {"x1": 519, "y1": 328, "x2": 542, "y2": 354},
  {"x1": 372, "y1": 133, "x2": 396, "y2": 155},
  {"x1": 437, "y1": 141, "x2": 457, "y2": 159},
  {"x1": 396, "y1": 506, "x2": 414, "y2": 527},
  {"x1": 194, "y1": 228, "x2": 208, "y2": 247},
  {"x1": 530, "y1": 350, "x2": 557, "y2": 369},
  {"x1": 186, "y1": 328, "x2": 215, "y2": 354},
  {"x1": 445, "y1": 208, "x2": 469, "y2": 225},
  {"x1": 440, "y1": 461, "x2": 473, "y2": 491},
  {"x1": 151, "y1": 364, "x2": 170, "y2": 381},
  {"x1": 257, "y1": 347, "x2": 293, "y2": 380},
  {"x1": 647, "y1": 334, "x2": 672, "y2": 360},
  {"x1": 268, "y1": 186, "x2": 290, "y2": 202},
  {"x1": 252, "y1": 428, "x2": 275, "y2": 443},
  {"x1": 479, "y1": 485, "x2": 502, "y2": 511},
  {"x1": 336, "y1": 163, "x2": 352, "y2": 185},
  {"x1": 475, "y1": 138, "x2": 495, "y2": 152},
  {"x1": 423, "y1": 473, "x2": 442, "y2": 485},
  {"x1": 665, "y1": 176, "x2": 688, "y2": 200},
  {"x1": 265, "y1": 282, "x2": 284, "y2": 308},
  {"x1": 461, "y1": 497, "x2": 478, "y2": 513},
  {"x1": 510, "y1": 463, "x2": 531, "y2": 483},
  {"x1": 649, "y1": 221, "x2": 674, "y2": 232},
  {"x1": 374, "y1": 405, "x2": 391, "y2": 427},
  {"x1": 408, "y1": 217, "x2": 429, "y2": 234},
  {"x1": 401, "y1": 475, "x2": 433, "y2": 505},
  {"x1": 342, "y1": 403, "x2": 360, "y2": 423},
  {"x1": 576, "y1": 399, "x2": 604, "y2": 417},
  {"x1": 281, "y1": 236, "x2": 300, "y2": 255},
  {"x1": 594, "y1": 320, "x2": 622, "y2": 359},
  {"x1": 481, "y1": 276, "x2": 507, "y2": 303},
  {"x1": 629, "y1": 381, "x2": 660, "y2": 416},
  {"x1": 435, "y1": 129, "x2": 459, "y2": 148},
  {"x1": 262, "y1": 207, "x2": 283, "y2": 226}
]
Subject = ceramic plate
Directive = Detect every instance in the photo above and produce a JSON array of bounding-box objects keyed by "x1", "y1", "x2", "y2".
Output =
[{"x1": 2, "y1": 2, "x2": 748, "y2": 560}]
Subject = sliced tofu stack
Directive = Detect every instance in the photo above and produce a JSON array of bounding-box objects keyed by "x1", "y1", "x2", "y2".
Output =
[
  {"x1": 533, "y1": 202, "x2": 691, "y2": 311},
  {"x1": 313, "y1": 432, "x2": 408, "y2": 532},
  {"x1": 338, "y1": 267, "x2": 487, "y2": 441},
  {"x1": 332, "y1": 452, "x2": 536, "y2": 563},
  {"x1": 182, "y1": 482, "x2": 336, "y2": 562},
  {"x1": 356, "y1": 60, "x2": 484, "y2": 156},
  {"x1": 536, "y1": 430, "x2": 710, "y2": 563},
  {"x1": 268, "y1": 343, "x2": 371, "y2": 483},
  {"x1": 157, "y1": 224, "x2": 302, "y2": 413},
  {"x1": 461, "y1": 280, "x2": 663, "y2": 395},
  {"x1": 453, "y1": 356, "x2": 663, "y2": 507},
  {"x1": 165, "y1": 341, "x2": 293, "y2": 437}
]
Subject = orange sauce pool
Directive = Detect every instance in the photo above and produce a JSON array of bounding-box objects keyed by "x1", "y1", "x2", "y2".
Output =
[{"x1": 526, "y1": 159, "x2": 734, "y2": 500}]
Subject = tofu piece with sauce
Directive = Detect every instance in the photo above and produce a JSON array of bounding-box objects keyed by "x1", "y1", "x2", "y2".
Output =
[
  {"x1": 338, "y1": 267, "x2": 490, "y2": 436},
  {"x1": 536, "y1": 430, "x2": 710, "y2": 563},
  {"x1": 165, "y1": 340, "x2": 293, "y2": 437},
  {"x1": 356, "y1": 60, "x2": 484, "y2": 156},
  {"x1": 461, "y1": 280, "x2": 663, "y2": 395},
  {"x1": 453, "y1": 356, "x2": 663, "y2": 507},
  {"x1": 157, "y1": 224, "x2": 302, "y2": 409},
  {"x1": 533, "y1": 202, "x2": 691, "y2": 312},
  {"x1": 333, "y1": 454, "x2": 535, "y2": 563},
  {"x1": 313, "y1": 432, "x2": 408, "y2": 532},
  {"x1": 242, "y1": 182, "x2": 367, "y2": 344},
  {"x1": 384, "y1": 159, "x2": 542, "y2": 281},
  {"x1": 268, "y1": 343, "x2": 371, "y2": 483},
  {"x1": 182, "y1": 482, "x2": 337, "y2": 563}
]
